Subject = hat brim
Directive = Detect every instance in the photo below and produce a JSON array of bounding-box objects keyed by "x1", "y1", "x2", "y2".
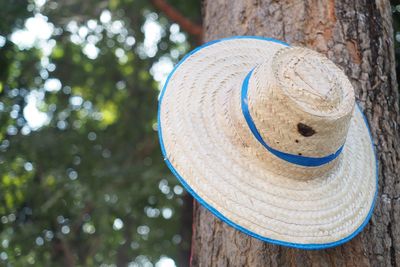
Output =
[{"x1": 158, "y1": 36, "x2": 377, "y2": 250}]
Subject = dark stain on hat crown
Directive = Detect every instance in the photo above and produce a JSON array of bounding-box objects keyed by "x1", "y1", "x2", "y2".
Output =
[{"x1": 297, "y1": 123, "x2": 316, "y2": 137}]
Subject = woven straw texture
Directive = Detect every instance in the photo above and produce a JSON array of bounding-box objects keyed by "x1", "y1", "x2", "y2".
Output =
[{"x1": 159, "y1": 38, "x2": 376, "y2": 246}]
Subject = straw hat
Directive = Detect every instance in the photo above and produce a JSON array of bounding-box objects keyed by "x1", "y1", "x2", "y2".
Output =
[{"x1": 158, "y1": 36, "x2": 377, "y2": 249}]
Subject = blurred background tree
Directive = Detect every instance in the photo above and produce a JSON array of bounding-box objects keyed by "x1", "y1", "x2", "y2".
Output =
[
  {"x1": 393, "y1": 0, "x2": 400, "y2": 77},
  {"x1": 0, "y1": 0, "x2": 200, "y2": 266},
  {"x1": 1, "y1": 0, "x2": 400, "y2": 266}
]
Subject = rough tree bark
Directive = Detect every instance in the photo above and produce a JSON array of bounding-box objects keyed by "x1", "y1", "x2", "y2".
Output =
[{"x1": 192, "y1": 1, "x2": 400, "y2": 266}]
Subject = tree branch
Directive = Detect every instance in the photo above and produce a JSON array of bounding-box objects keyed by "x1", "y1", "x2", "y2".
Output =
[
  {"x1": 54, "y1": 236, "x2": 76, "y2": 267},
  {"x1": 150, "y1": 0, "x2": 203, "y2": 41}
]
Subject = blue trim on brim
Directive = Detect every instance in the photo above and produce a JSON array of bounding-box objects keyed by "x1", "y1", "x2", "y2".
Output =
[{"x1": 157, "y1": 36, "x2": 378, "y2": 250}]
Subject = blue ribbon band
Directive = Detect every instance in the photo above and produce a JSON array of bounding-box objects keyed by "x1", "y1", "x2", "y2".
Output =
[{"x1": 240, "y1": 69, "x2": 344, "y2": 167}]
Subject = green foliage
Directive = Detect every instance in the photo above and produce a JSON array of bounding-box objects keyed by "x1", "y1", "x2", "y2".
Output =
[{"x1": 0, "y1": 0, "x2": 199, "y2": 265}]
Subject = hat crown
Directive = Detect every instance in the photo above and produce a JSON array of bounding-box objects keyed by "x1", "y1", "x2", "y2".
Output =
[
  {"x1": 274, "y1": 48, "x2": 343, "y2": 115},
  {"x1": 247, "y1": 47, "x2": 355, "y2": 159}
]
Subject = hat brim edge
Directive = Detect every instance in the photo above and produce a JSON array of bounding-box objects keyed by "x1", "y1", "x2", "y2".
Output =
[{"x1": 157, "y1": 36, "x2": 378, "y2": 250}]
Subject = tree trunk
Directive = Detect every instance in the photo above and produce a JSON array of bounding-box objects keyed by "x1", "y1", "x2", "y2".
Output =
[{"x1": 191, "y1": 0, "x2": 400, "y2": 266}]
